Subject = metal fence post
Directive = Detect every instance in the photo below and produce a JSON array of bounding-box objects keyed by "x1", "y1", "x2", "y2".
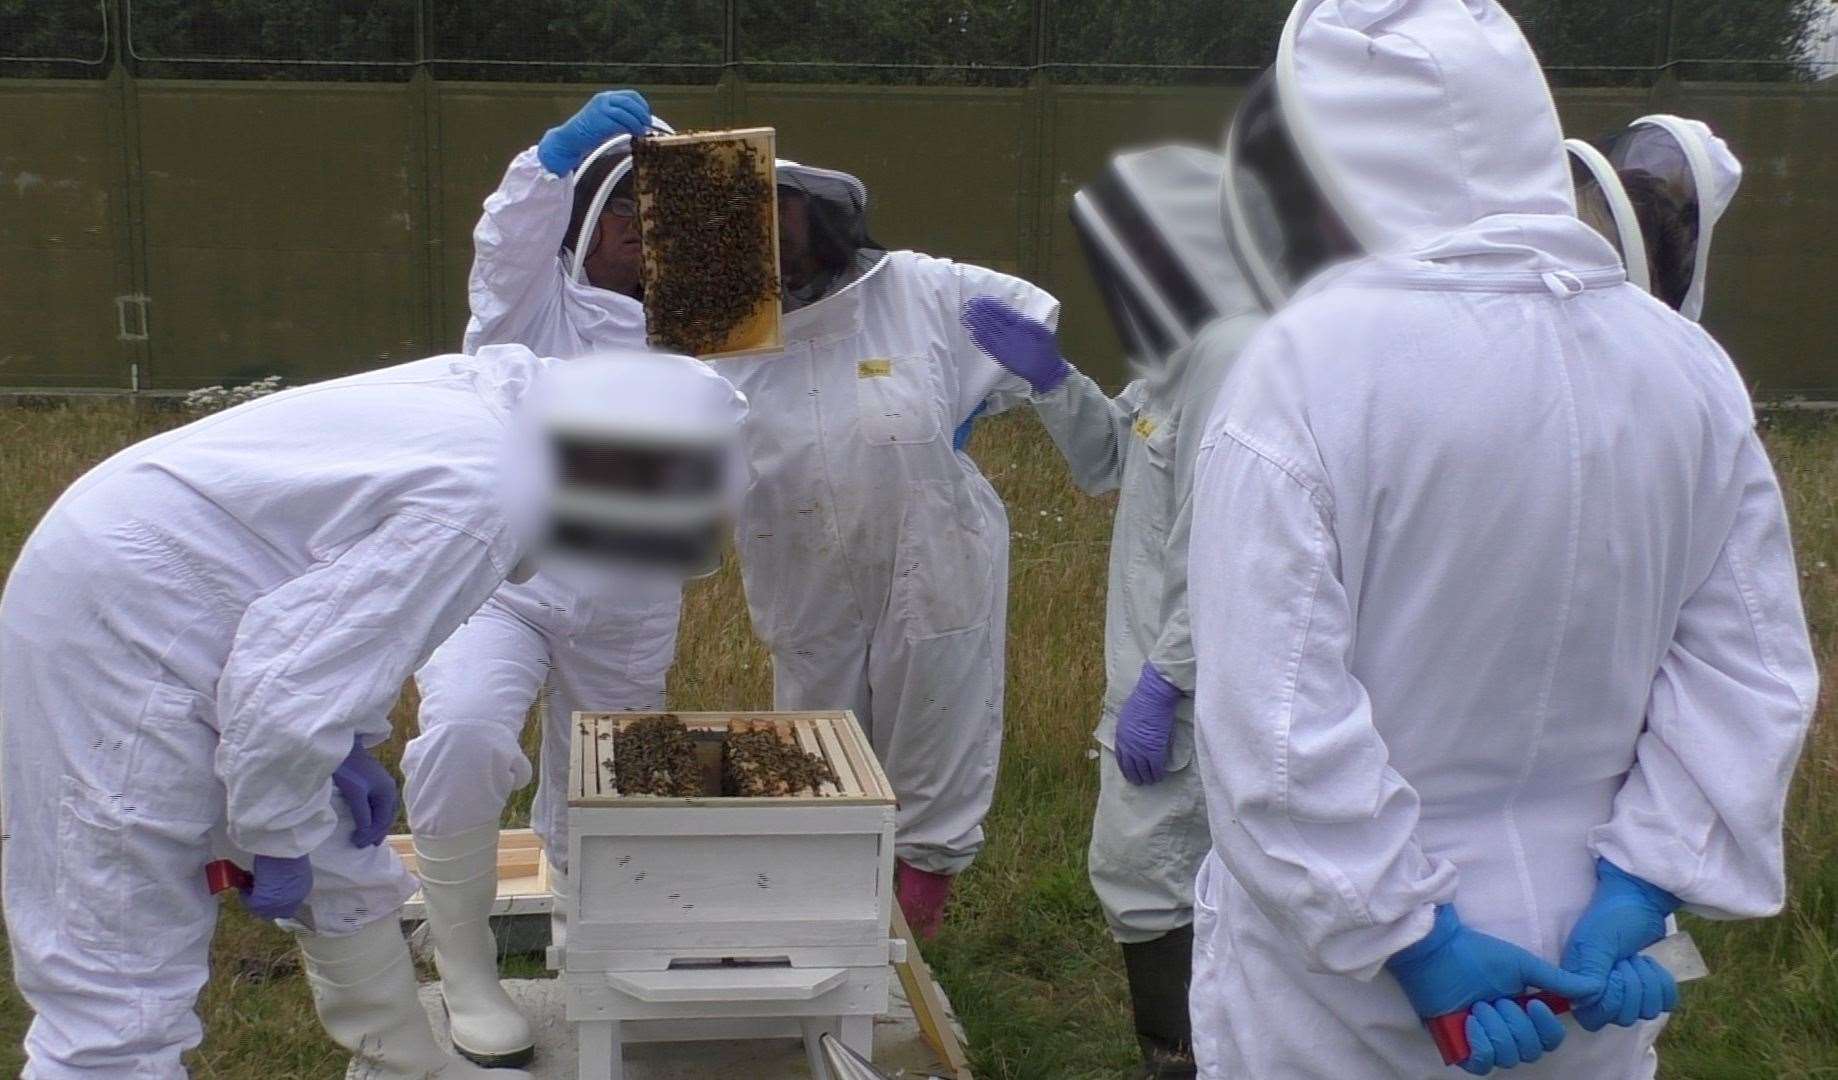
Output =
[
  {"x1": 718, "y1": 0, "x2": 742, "y2": 127},
  {"x1": 1654, "y1": 0, "x2": 1677, "y2": 73},
  {"x1": 411, "y1": 64, "x2": 448, "y2": 350},
  {"x1": 106, "y1": 0, "x2": 154, "y2": 389},
  {"x1": 1020, "y1": 0, "x2": 1055, "y2": 286}
]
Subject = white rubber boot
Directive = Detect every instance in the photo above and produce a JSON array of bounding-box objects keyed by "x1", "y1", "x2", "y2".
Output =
[
  {"x1": 296, "y1": 916, "x2": 530, "y2": 1080},
  {"x1": 415, "y1": 824, "x2": 537, "y2": 1068}
]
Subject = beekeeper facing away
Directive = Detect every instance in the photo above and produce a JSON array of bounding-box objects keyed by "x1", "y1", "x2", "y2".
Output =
[
  {"x1": 1187, "y1": 0, "x2": 1817, "y2": 1077},
  {"x1": 961, "y1": 145, "x2": 1263, "y2": 1079},
  {"x1": 0, "y1": 346, "x2": 746, "y2": 1080}
]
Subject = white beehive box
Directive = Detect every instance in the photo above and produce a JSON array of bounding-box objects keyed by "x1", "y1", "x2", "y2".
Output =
[{"x1": 564, "y1": 711, "x2": 900, "y2": 1078}]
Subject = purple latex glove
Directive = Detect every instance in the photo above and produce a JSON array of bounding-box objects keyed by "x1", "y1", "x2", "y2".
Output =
[
  {"x1": 1114, "y1": 663, "x2": 1184, "y2": 785},
  {"x1": 332, "y1": 735, "x2": 397, "y2": 848},
  {"x1": 241, "y1": 854, "x2": 313, "y2": 921},
  {"x1": 960, "y1": 296, "x2": 1070, "y2": 394}
]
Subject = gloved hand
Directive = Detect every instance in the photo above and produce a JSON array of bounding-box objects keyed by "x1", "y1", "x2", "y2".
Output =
[
  {"x1": 960, "y1": 296, "x2": 1070, "y2": 395},
  {"x1": 895, "y1": 860, "x2": 955, "y2": 941},
  {"x1": 241, "y1": 854, "x2": 313, "y2": 921},
  {"x1": 332, "y1": 735, "x2": 397, "y2": 848},
  {"x1": 1114, "y1": 663, "x2": 1184, "y2": 785},
  {"x1": 1386, "y1": 905, "x2": 1597, "y2": 1075},
  {"x1": 1561, "y1": 859, "x2": 1682, "y2": 1031},
  {"x1": 538, "y1": 89, "x2": 652, "y2": 177}
]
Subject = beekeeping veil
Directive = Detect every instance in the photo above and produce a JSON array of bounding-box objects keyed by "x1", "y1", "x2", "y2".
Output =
[
  {"x1": 1603, "y1": 115, "x2": 1742, "y2": 321},
  {"x1": 564, "y1": 116, "x2": 677, "y2": 283},
  {"x1": 1566, "y1": 137, "x2": 1651, "y2": 294},
  {"x1": 1222, "y1": 0, "x2": 1573, "y2": 311},
  {"x1": 1071, "y1": 144, "x2": 1257, "y2": 372},
  {"x1": 503, "y1": 348, "x2": 749, "y2": 581},
  {"x1": 775, "y1": 159, "x2": 886, "y2": 311}
]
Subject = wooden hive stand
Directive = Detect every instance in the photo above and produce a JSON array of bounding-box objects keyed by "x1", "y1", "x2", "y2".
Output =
[{"x1": 565, "y1": 711, "x2": 899, "y2": 1080}]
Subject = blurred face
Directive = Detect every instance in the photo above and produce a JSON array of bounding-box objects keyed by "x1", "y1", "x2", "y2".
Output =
[
  {"x1": 584, "y1": 191, "x2": 643, "y2": 298},
  {"x1": 778, "y1": 190, "x2": 821, "y2": 292}
]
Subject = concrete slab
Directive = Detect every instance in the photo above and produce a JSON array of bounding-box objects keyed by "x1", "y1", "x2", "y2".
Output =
[{"x1": 419, "y1": 976, "x2": 961, "y2": 1079}]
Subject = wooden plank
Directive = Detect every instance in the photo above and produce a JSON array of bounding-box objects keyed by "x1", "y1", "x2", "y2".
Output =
[
  {"x1": 570, "y1": 714, "x2": 586, "y2": 802},
  {"x1": 567, "y1": 793, "x2": 894, "y2": 809},
  {"x1": 814, "y1": 717, "x2": 864, "y2": 798},
  {"x1": 838, "y1": 711, "x2": 897, "y2": 802},
  {"x1": 792, "y1": 718, "x2": 840, "y2": 797},
  {"x1": 893, "y1": 905, "x2": 975, "y2": 1080},
  {"x1": 827, "y1": 714, "x2": 889, "y2": 801},
  {"x1": 595, "y1": 714, "x2": 618, "y2": 799}
]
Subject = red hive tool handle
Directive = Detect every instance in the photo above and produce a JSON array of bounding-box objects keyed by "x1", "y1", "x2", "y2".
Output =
[
  {"x1": 1427, "y1": 993, "x2": 1573, "y2": 1067},
  {"x1": 205, "y1": 859, "x2": 255, "y2": 895}
]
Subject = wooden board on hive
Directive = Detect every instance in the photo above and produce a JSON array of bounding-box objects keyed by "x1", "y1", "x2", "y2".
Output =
[
  {"x1": 389, "y1": 828, "x2": 553, "y2": 918},
  {"x1": 569, "y1": 711, "x2": 895, "y2": 807},
  {"x1": 633, "y1": 127, "x2": 783, "y2": 360}
]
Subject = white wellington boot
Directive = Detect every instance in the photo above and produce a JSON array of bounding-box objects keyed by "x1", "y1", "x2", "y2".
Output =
[
  {"x1": 296, "y1": 915, "x2": 530, "y2": 1079},
  {"x1": 414, "y1": 823, "x2": 537, "y2": 1068}
]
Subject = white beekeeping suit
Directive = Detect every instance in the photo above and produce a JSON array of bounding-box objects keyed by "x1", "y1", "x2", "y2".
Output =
[
  {"x1": 715, "y1": 158, "x2": 1061, "y2": 937},
  {"x1": 977, "y1": 144, "x2": 1264, "y2": 1078},
  {"x1": 1190, "y1": 1, "x2": 1818, "y2": 1078},
  {"x1": 0, "y1": 347, "x2": 547, "y2": 1078},
  {"x1": 400, "y1": 117, "x2": 682, "y2": 1067}
]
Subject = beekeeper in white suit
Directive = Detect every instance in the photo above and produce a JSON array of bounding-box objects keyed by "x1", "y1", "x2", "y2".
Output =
[
  {"x1": 1188, "y1": 1, "x2": 1817, "y2": 1077},
  {"x1": 1568, "y1": 114, "x2": 1743, "y2": 322},
  {"x1": 960, "y1": 145, "x2": 1262, "y2": 1079},
  {"x1": 400, "y1": 91, "x2": 686, "y2": 1068},
  {"x1": 716, "y1": 157, "x2": 1068, "y2": 940},
  {"x1": 0, "y1": 345, "x2": 745, "y2": 1079}
]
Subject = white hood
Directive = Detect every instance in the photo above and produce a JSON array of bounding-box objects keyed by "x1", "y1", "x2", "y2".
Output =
[{"x1": 1278, "y1": 0, "x2": 1576, "y2": 259}]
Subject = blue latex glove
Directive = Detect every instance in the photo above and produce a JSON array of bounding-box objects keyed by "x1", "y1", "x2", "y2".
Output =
[
  {"x1": 538, "y1": 90, "x2": 652, "y2": 177},
  {"x1": 1114, "y1": 663, "x2": 1183, "y2": 785},
  {"x1": 241, "y1": 854, "x2": 313, "y2": 921},
  {"x1": 332, "y1": 735, "x2": 397, "y2": 848},
  {"x1": 1387, "y1": 905, "x2": 1598, "y2": 1075},
  {"x1": 1561, "y1": 859, "x2": 1682, "y2": 1031},
  {"x1": 953, "y1": 400, "x2": 989, "y2": 452},
  {"x1": 960, "y1": 296, "x2": 1070, "y2": 395}
]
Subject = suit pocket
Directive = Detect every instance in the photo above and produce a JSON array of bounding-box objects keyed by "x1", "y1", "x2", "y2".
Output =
[
  {"x1": 56, "y1": 778, "x2": 129, "y2": 952},
  {"x1": 890, "y1": 480, "x2": 997, "y2": 638},
  {"x1": 126, "y1": 683, "x2": 224, "y2": 824}
]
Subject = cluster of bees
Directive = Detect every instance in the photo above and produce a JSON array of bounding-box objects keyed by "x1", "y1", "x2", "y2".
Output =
[
  {"x1": 632, "y1": 135, "x2": 779, "y2": 357},
  {"x1": 611, "y1": 715, "x2": 704, "y2": 798},
  {"x1": 722, "y1": 719, "x2": 838, "y2": 798},
  {"x1": 611, "y1": 715, "x2": 836, "y2": 798}
]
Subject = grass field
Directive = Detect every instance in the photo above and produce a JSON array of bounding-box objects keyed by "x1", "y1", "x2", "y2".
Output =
[{"x1": 0, "y1": 401, "x2": 1833, "y2": 1079}]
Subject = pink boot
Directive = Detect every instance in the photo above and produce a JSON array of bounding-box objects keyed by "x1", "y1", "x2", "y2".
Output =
[{"x1": 895, "y1": 860, "x2": 954, "y2": 940}]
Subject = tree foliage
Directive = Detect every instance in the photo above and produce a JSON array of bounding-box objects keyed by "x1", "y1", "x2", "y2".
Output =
[{"x1": 0, "y1": 0, "x2": 1825, "y2": 82}]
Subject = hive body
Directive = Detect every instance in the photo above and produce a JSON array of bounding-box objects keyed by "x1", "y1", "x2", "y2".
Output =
[{"x1": 563, "y1": 711, "x2": 898, "y2": 1079}]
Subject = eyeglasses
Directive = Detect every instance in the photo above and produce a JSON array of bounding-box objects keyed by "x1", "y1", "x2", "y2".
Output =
[{"x1": 604, "y1": 196, "x2": 638, "y2": 219}]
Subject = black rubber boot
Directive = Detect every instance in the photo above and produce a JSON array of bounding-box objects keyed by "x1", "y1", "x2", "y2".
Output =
[{"x1": 1120, "y1": 925, "x2": 1199, "y2": 1079}]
